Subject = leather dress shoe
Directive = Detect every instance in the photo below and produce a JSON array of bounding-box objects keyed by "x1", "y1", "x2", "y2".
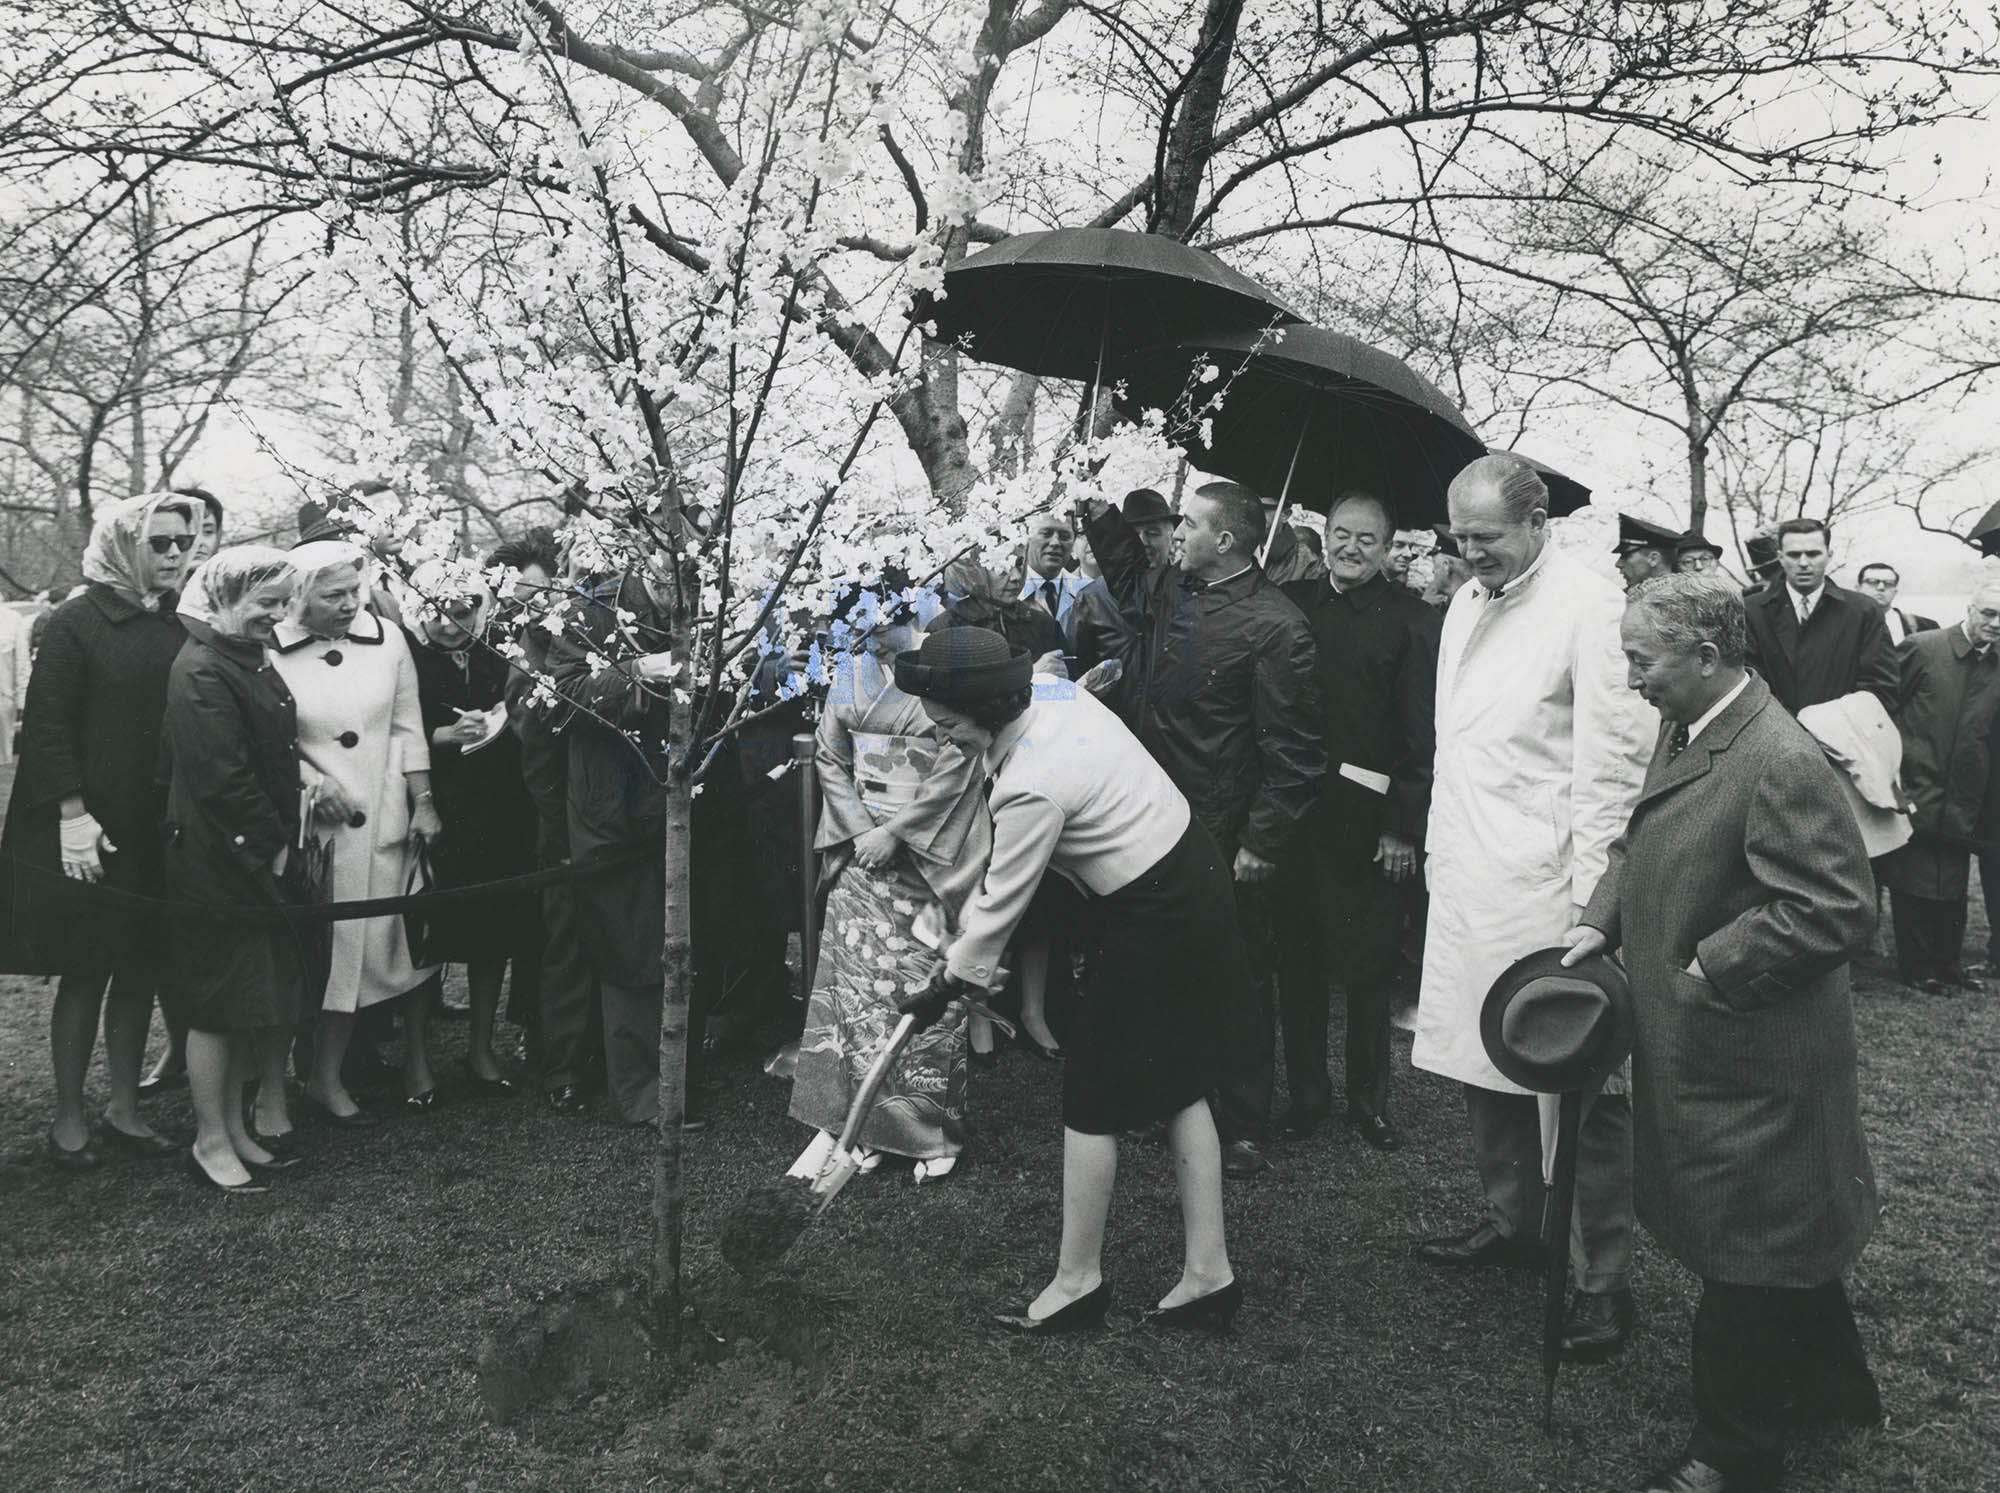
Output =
[
  {"x1": 993, "y1": 1281, "x2": 1110, "y2": 1335},
  {"x1": 1142, "y1": 1278, "x2": 1242, "y2": 1332},
  {"x1": 1351, "y1": 1111, "x2": 1401, "y2": 1151},
  {"x1": 47, "y1": 1130, "x2": 103, "y2": 1173},
  {"x1": 251, "y1": 1129, "x2": 312, "y2": 1161},
  {"x1": 543, "y1": 1084, "x2": 589, "y2": 1115},
  {"x1": 1221, "y1": 1139, "x2": 1268, "y2": 1178},
  {"x1": 1414, "y1": 1221, "x2": 1543, "y2": 1269},
  {"x1": 1274, "y1": 1105, "x2": 1330, "y2": 1143},
  {"x1": 97, "y1": 1123, "x2": 182, "y2": 1160},
  {"x1": 1559, "y1": 1287, "x2": 1635, "y2": 1361},
  {"x1": 1635, "y1": 1453, "x2": 1778, "y2": 1492}
]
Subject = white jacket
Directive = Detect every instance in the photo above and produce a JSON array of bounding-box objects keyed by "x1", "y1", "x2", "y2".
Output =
[{"x1": 1413, "y1": 543, "x2": 1654, "y2": 1093}]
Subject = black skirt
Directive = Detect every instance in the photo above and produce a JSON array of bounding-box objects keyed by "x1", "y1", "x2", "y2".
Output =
[{"x1": 1062, "y1": 817, "x2": 1244, "y2": 1135}]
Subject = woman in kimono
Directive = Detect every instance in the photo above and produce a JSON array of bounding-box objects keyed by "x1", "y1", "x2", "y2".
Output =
[
  {"x1": 272, "y1": 541, "x2": 441, "y2": 1124},
  {"x1": 787, "y1": 587, "x2": 991, "y2": 1183}
]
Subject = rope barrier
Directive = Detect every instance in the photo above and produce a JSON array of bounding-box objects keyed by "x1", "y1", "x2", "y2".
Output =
[{"x1": 2, "y1": 844, "x2": 654, "y2": 926}]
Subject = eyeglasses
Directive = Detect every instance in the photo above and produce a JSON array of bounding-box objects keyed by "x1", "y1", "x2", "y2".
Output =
[{"x1": 145, "y1": 534, "x2": 196, "y2": 555}]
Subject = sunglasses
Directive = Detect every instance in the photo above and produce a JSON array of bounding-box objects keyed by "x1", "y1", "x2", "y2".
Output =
[{"x1": 145, "y1": 534, "x2": 197, "y2": 555}]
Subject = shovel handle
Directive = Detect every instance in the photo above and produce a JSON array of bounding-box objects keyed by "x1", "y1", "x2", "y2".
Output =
[{"x1": 833, "y1": 1013, "x2": 919, "y2": 1157}]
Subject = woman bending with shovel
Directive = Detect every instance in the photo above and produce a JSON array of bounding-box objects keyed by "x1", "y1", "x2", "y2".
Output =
[{"x1": 896, "y1": 626, "x2": 1245, "y2": 1333}]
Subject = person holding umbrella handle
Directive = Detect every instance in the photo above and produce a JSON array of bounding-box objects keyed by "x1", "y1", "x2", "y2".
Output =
[{"x1": 894, "y1": 625, "x2": 1246, "y2": 1335}]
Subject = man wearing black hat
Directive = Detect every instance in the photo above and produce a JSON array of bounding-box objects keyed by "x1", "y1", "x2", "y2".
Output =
[
  {"x1": 1566, "y1": 573, "x2": 1880, "y2": 1493},
  {"x1": 1674, "y1": 532, "x2": 1723, "y2": 576},
  {"x1": 1742, "y1": 518, "x2": 1896, "y2": 716},
  {"x1": 1740, "y1": 533, "x2": 1782, "y2": 595},
  {"x1": 1614, "y1": 514, "x2": 1681, "y2": 591},
  {"x1": 1086, "y1": 481, "x2": 1323, "y2": 1177},
  {"x1": 1274, "y1": 490, "x2": 1440, "y2": 1150}
]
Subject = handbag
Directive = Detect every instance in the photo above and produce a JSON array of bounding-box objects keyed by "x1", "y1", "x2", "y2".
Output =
[
  {"x1": 284, "y1": 830, "x2": 335, "y2": 1001},
  {"x1": 403, "y1": 841, "x2": 439, "y2": 967}
]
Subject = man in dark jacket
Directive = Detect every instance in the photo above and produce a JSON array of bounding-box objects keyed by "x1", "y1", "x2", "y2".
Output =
[
  {"x1": 1089, "y1": 481, "x2": 1324, "y2": 1176},
  {"x1": 1742, "y1": 518, "x2": 1896, "y2": 715},
  {"x1": 1882, "y1": 579, "x2": 2000, "y2": 992},
  {"x1": 1855, "y1": 562, "x2": 1937, "y2": 646},
  {"x1": 1275, "y1": 491, "x2": 1439, "y2": 1151}
]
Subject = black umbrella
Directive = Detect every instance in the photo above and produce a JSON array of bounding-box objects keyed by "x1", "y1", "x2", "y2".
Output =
[
  {"x1": 918, "y1": 228, "x2": 1300, "y2": 407},
  {"x1": 1493, "y1": 450, "x2": 1593, "y2": 517},
  {"x1": 1113, "y1": 325, "x2": 1488, "y2": 541},
  {"x1": 1967, "y1": 499, "x2": 2000, "y2": 556}
]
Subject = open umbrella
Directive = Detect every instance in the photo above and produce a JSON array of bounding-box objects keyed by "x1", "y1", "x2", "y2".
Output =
[
  {"x1": 1493, "y1": 451, "x2": 1593, "y2": 517},
  {"x1": 918, "y1": 228, "x2": 1300, "y2": 410},
  {"x1": 1967, "y1": 499, "x2": 2000, "y2": 556},
  {"x1": 1113, "y1": 325, "x2": 1488, "y2": 552}
]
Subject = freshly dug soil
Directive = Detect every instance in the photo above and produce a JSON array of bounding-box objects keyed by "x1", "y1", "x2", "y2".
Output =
[{"x1": 718, "y1": 1179, "x2": 815, "y2": 1277}]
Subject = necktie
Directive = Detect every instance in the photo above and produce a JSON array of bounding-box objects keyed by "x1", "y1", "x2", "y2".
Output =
[
  {"x1": 1796, "y1": 591, "x2": 1814, "y2": 627},
  {"x1": 1666, "y1": 722, "x2": 1691, "y2": 760},
  {"x1": 1039, "y1": 579, "x2": 1059, "y2": 615}
]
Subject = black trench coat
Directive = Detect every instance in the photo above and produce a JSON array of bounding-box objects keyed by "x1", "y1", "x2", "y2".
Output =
[
  {"x1": 0, "y1": 584, "x2": 185, "y2": 975},
  {"x1": 160, "y1": 625, "x2": 307, "y2": 1032}
]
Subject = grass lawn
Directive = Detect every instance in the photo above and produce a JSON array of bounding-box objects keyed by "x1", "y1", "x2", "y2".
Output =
[{"x1": 2, "y1": 753, "x2": 1996, "y2": 1490}]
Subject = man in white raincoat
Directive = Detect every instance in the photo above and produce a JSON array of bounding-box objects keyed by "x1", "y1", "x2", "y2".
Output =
[{"x1": 1412, "y1": 453, "x2": 1655, "y2": 1362}]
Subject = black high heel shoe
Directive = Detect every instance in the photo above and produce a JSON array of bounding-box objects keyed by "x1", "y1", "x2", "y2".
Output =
[
  {"x1": 992, "y1": 1281, "x2": 1110, "y2": 1335},
  {"x1": 1143, "y1": 1278, "x2": 1242, "y2": 1332}
]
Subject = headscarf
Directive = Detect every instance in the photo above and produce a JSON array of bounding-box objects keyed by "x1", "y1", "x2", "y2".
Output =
[
  {"x1": 179, "y1": 545, "x2": 298, "y2": 632},
  {"x1": 79, "y1": 491, "x2": 198, "y2": 608}
]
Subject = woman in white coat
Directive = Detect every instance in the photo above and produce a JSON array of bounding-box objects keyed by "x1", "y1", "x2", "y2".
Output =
[{"x1": 273, "y1": 541, "x2": 441, "y2": 1124}]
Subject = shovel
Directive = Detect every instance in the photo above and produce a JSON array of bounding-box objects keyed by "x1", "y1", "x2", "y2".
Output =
[{"x1": 720, "y1": 952, "x2": 1011, "y2": 1278}]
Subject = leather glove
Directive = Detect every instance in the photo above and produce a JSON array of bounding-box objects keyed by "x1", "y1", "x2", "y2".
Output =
[
  {"x1": 59, "y1": 811, "x2": 112, "y2": 880},
  {"x1": 898, "y1": 965, "x2": 969, "y2": 1033}
]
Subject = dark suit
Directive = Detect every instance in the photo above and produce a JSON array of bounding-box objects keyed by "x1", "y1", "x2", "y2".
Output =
[
  {"x1": 1583, "y1": 674, "x2": 1880, "y2": 1480},
  {"x1": 1274, "y1": 572, "x2": 1439, "y2": 1121},
  {"x1": 1884, "y1": 606, "x2": 1938, "y2": 647},
  {"x1": 1883, "y1": 625, "x2": 2000, "y2": 981},
  {"x1": 1743, "y1": 581, "x2": 1895, "y2": 716}
]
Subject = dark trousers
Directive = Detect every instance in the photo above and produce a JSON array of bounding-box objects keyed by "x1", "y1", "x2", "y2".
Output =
[
  {"x1": 535, "y1": 877, "x2": 602, "y2": 1092},
  {"x1": 1213, "y1": 852, "x2": 1275, "y2": 1146},
  {"x1": 1980, "y1": 847, "x2": 2000, "y2": 965},
  {"x1": 1689, "y1": 1278, "x2": 1879, "y2": 1478},
  {"x1": 1887, "y1": 889, "x2": 1968, "y2": 982},
  {"x1": 1274, "y1": 826, "x2": 1398, "y2": 1119},
  {"x1": 1464, "y1": 1084, "x2": 1634, "y2": 1294}
]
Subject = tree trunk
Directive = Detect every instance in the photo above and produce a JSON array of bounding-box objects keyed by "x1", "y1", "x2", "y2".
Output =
[
  {"x1": 1154, "y1": 0, "x2": 1244, "y2": 240},
  {"x1": 1687, "y1": 438, "x2": 1708, "y2": 536},
  {"x1": 651, "y1": 606, "x2": 697, "y2": 1351}
]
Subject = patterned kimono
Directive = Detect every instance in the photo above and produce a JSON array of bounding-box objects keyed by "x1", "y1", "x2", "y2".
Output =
[{"x1": 789, "y1": 651, "x2": 990, "y2": 1159}]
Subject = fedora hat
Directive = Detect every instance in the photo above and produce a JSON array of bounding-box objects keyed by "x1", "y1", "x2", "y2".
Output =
[
  {"x1": 1480, "y1": 947, "x2": 1633, "y2": 1094},
  {"x1": 894, "y1": 625, "x2": 1032, "y2": 705},
  {"x1": 1122, "y1": 488, "x2": 1174, "y2": 524}
]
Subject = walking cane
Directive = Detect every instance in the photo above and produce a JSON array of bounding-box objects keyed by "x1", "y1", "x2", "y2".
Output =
[
  {"x1": 1540, "y1": 1088, "x2": 1586, "y2": 1430},
  {"x1": 794, "y1": 732, "x2": 818, "y2": 1002}
]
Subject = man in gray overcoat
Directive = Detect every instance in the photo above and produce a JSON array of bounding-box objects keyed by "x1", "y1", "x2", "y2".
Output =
[{"x1": 1566, "y1": 574, "x2": 1881, "y2": 1493}]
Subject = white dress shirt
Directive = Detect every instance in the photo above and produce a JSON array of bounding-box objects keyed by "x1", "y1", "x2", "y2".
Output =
[{"x1": 1685, "y1": 672, "x2": 1751, "y2": 746}]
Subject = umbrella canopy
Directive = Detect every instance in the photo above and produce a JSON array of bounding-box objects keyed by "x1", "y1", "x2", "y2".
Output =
[
  {"x1": 1967, "y1": 499, "x2": 2000, "y2": 556},
  {"x1": 919, "y1": 228, "x2": 1300, "y2": 384},
  {"x1": 1113, "y1": 325, "x2": 1487, "y2": 522},
  {"x1": 1493, "y1": 451, "x2": 1593, "y2": 517}
]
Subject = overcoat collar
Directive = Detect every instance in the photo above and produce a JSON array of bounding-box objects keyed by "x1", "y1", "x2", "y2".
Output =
[
  {"x1": 272, "y1": 607, "x2": 387, "y2": 654},
  {"x1": 82, "y1": 581, "x2": 173, "y2": 627},
  {"x1": 1636, "y1": 672, "x2": 1771, "y2": 806}
]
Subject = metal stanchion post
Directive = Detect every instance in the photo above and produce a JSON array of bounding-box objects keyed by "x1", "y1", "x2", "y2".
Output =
[{"x1": 794, "y1": 732, "x2": 818, "y2": 1002}]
